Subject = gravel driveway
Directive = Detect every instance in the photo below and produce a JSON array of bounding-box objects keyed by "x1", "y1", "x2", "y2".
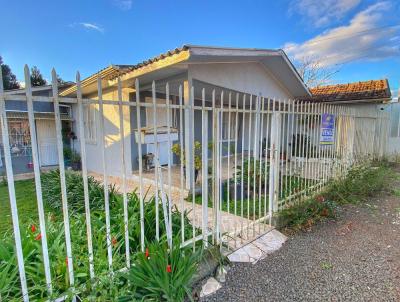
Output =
[{"x1": 202, "y1": 167, "x2": 400, "y2": 302}]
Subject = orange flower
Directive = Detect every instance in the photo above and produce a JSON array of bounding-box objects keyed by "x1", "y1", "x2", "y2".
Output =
[
  {"x1": 145, "y1": 248, "x2": 149, "y2": 258},
  {"x1": 112, "y1": 237, "x2": 117, "y2": 246},
  {"x1": 30, "y1": 225, "x2": 36, "y2": 232},
  {"x1": 166, "y1": 265, "x2": 172, "y2": 273},
  {"x1": 35, "y1": 233, "x2": 42, "y2": 241},
  {"x1": 316, "y1": 195, "x2": 325, "y2": 203}
]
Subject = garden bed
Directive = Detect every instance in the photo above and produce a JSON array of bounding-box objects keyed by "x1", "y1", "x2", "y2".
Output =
[{"x1": 0, "y1": 170, "x2": 204, "y2": 301}]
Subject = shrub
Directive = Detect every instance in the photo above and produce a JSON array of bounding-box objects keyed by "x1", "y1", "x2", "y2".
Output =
[
  {"x1": 324, "y1": 162, "x2": 392, "y2": 204},
  {"x1": 279, "y1": 196, "x2": 337, "y2": 231},
  {"x1": 279, "y1": 161, "x2": 392, "y2": 231},
  {"x1": 41, "y1": 170, "x2": 118, "y2": 212},
  {"x1": 236, "y1": 158, "x2": 269, "y2": 191}
]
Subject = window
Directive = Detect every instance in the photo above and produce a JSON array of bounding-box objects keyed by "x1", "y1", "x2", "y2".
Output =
[
  {"x1": 84, "y1": 104, "x2": 97, "y2": 143},
  {"x1": 222, "y1": 112, "x2": 237, "y2": 140}
]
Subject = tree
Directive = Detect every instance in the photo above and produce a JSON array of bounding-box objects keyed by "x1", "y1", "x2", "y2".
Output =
[
  {"x1": 296, "y1": 56, "x2": 339, "y2": 87},
  {"x1": 30, "y1": 66, "x2": 47, "y2": 86},
  {"x1": 57, "y1": 74, "x2": 67, "y2": 86},
  {"x1": 0, "y1": 56, "x2": 20, "y2": 90}
]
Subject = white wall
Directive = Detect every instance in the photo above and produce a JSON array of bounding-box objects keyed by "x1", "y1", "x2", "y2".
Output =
[
  {"x1": 73, "y1": 89, "x2": 132, "y2": 177},
  {"x1": 189, "y1": 62, "x2": 293, "y2": 100}
]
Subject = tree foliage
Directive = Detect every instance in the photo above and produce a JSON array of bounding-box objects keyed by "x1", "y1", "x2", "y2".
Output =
[
  {"x1": 0, "y1": 56, "x2": 20, "y2": 90},
  {"x1": 30, "y1": 66, "x2": 47, "y2": 87}
]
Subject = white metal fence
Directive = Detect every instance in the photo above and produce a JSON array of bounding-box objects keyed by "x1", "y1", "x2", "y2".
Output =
[{"x1": 0, "y1": 65, "x2": 388, "y2": 301}]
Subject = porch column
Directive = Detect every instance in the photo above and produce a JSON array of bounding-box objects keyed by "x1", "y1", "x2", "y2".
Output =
[{"x1": 184, "y1": 79, "x2": 194, "y2": 190}]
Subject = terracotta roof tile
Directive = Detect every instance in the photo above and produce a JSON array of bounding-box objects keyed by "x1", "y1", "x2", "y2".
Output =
[{"x1": 301, "y1": 79, "x2": 391, "y2": 102}]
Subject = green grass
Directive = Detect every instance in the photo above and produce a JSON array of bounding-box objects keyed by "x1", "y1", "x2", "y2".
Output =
[
  {"x1": 189, "y1": 175, "x2": 310, "y2": 220},
  {"x1": 0, "y1": 179, "x2": 41, "y2": 234}
]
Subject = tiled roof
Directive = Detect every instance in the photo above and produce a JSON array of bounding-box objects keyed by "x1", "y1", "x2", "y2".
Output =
[
  {"x1": 101, "y1": 47, "x2": 189, "y2": 81},
  {"x1": 302, "y1": 79, "x2": 391, "y2": 102}
]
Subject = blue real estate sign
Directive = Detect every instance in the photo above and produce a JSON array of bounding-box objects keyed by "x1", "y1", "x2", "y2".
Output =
[{"x1": 320, "y1": 113, "x2": 335, "y2": 145}]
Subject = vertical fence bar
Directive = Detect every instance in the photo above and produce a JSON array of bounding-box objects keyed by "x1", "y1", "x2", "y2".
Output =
[
  {"x1": 240, "y1": 94, "x2": 246, "y2": 237},
  {"x1": 166, "y1": 83, "x2": 173, "y2": 243},
  {"x1": 246, "y1": 95, "x2": 253, "y2": 235},
  {"x1": 264, "y1": 98, "x2": 271, "y2": 219},
  {"x1": 151, "y1": 81, "x2": 160, "y2": 242},
  {"x1": 317, "y1": 102, "x2": 323, "y2": 190},
  {"x1": 305, "y1": 101, "x2": 312, "y2": 196},
  {"x1": 227, "y1": 92, "x2": 232, "y2": 214},
  {"x1": 310, "y1": 102, "x2": 317, "y2": 189},
  {"x1": 279, "y1": 100, "x2": 284, "y2": 203},
  {"x1": 233, "y1": 93, "x2": 239, "y2": 244},
  {"x1": 311, "y1": 103, "x2": 318, "y2": 191},
  {"x1": 216, "y1": 90, "x2": 223, "y2": 245},
  {"x1": 252, "y1": 95, "x2": 260, "y2": 234},
  {"x1": 201, "y1": 88, "x2": 208, "y2": 246},
  {"x1": 211, "y1": 90, "x2": 217, "y2": 244},
  {"x1": 329, "y1": 104, "x2": 335, "y2": 181},
  {"x1": 293, "y1": 100, "x2": 300, "y2": 202},
  {"x1": 97, "y1": 75, "x2": 113, "y2": 271},
  {"x1": 191, "y1": 86, "x2": 196, "y2": 249},
  {"x1": 76, "y1": 72, "x2": 95, "y2": 278},
  {"x1": 178, "y1": 85, "x2": 185, "y2": 243},
  {"x1": 333, "y1": 105, "x2": 340, "y2": 179},
  {"x1": 135, "y1": 79, "x2": 145, "y2": 252},
  {"x1": 51, "y1": 70, "x2": 75, "y2": 293},
  {"x1": 117, "y1": 78, "x2": 130, "y2": 267},
  {"x1": 0, "y1": 67, "x2": 29, "y2": 301},
  {"x1": 268, "y1": 99, "x2": 276, "y2": 221},
  {"x1": 288, "y1": 100, "x2": 296, "y2": 203},
  {"x1": 306, "y1": 101, "x2": 312, "y2": 195},
  {"x1": 284, "y1": 101, "x2": 290, "y2": 204},
  {"x1": 258, "y1": 97, "x2": 265, "y2": 231},
  {"x1": 24, "y1": 65, "x2": 53, "y2": 295}
]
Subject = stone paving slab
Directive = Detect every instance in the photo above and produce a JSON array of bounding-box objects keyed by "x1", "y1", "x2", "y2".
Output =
[{"x1": 227, "y1": 229, "x2": 287, "y2": 264}]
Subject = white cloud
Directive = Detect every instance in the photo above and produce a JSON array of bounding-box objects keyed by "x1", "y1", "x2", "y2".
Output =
[
  {"x1": 289, "y1": 0, "x2": 361, "y2": 27},
  {"x1": 70, "y1": 22, "x2": 104, "y2": 33},
  {"x1": 284, "y1": 2, "x2": 400, "y2": 67},
  {"x1": 113, "y1": 0, "x2": 132, "y2": 10}
]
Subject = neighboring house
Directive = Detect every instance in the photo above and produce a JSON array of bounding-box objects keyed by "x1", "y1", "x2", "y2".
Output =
[
  {"x1": 60, "y1": 45, "x2": 311, "y2": 188},
  {"x1": 301, "y1": 79, "x2": 393, "y2": 158},
  {"x1": 0, "y1": 83, "x2": 74, "y2": 174}
]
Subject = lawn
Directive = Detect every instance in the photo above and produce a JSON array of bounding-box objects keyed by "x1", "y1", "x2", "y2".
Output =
[{"x1": 0, "y1": 179, "x2": 41, "y2": 234}]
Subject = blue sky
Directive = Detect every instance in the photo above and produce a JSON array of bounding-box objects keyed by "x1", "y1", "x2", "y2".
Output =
[{"x1": 1, "y1": 0, "x2": 399, "y2": 97}]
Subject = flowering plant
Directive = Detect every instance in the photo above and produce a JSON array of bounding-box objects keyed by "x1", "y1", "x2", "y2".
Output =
[{"x1": 123, "y1": 239, "x2": 201, "y2": 301}]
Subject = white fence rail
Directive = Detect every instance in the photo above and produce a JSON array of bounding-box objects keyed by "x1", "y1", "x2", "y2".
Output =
[{"x1": 0, "y1": 65, "x2": 388, "y2": 301}]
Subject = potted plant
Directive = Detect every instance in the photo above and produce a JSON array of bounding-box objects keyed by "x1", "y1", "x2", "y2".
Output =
[{"x1": 171, "y1": 141, "x2": 202, "y2": 182}]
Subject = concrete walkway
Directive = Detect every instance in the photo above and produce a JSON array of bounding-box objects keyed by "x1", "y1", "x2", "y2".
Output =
[{"x1": 90, "y1": 172, "x2": 271, "y2": 249}]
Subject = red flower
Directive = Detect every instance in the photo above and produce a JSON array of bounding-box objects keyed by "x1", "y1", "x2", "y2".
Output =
[
  {"x1": 112, "y1": 237, "x2": 117, "y2": 247},
  {"x1": 316, "y1": 195, "x2": 325, "y2": 203},
  {"x1": 145, "y1": 248, "x2": 149, "y2": 258},
  {"x1": 35, "y1": 233, "x2": 42, "y2": 241},
  {"x1": 166, "y1": 265, "x2": 172, "y2": 273},
  {"x1": 30, "y1": 225, "x2": 36, "y2": 232}
]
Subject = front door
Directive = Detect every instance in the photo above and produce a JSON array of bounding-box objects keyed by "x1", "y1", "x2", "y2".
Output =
[
  {"x1": 146, "y1": 98, "x2": 172, "y2": 166},
  {"x1": 36, "y1": 119, "x2": 58, "y2": 166}
]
